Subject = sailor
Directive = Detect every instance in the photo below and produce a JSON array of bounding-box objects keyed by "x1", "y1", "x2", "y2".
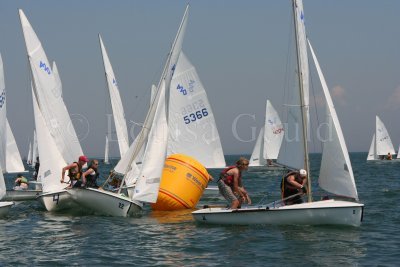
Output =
[
  {"x1": 60, "y1": 155, "x2": 89, "y2": 188},
  {"x1": 217, "y1": 157, "x2": 251, "y2": 209},
  {"x1": 14, "y1": 174, "x2": 29, "y2": 190},
  {"x1": 281, "y1": 169, "x2": 308, "y2": 205}
]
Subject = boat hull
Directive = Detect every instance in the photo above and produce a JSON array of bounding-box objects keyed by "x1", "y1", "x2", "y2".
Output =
[
  {"x1": 0, "y1": 202, "x2": 14, "y2": 217},
  {"x1": 68, "y1": 188, "x2": 143, "y2": 217},
  {"x1": 192, "y1": 199, "x2": 364, "y2": 227},
  {"x1": 38, "y1": 190, "x2": 76, "y2": 212},
  {"x1": 4, "y1": 189, "x2": 42, "y2": 201}
]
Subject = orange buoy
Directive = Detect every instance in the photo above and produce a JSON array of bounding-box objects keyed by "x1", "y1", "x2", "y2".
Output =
[{"x1": 151, "y1": 154, "x2": 210, "y2": 211}]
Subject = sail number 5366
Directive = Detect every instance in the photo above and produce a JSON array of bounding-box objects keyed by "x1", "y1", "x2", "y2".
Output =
[{"x1": 183, "y1": 108, "x2": 208, "y2": 124}]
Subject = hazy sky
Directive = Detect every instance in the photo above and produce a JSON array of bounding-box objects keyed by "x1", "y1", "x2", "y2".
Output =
[{"x1": 1, "y1": 0, "x2": 400, "y2": 157}]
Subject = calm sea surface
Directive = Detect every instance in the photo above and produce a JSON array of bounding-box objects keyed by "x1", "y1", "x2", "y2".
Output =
[{"x1": 1, "y1": 153, "x2": 399, "y2": 266}]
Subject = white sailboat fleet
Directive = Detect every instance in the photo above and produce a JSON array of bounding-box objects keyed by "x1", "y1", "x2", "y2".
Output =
[
  {"x1": 19, "y1": 9, "x2": 84, "y2": 211},
  {"x1": 69, "y1": 4, "x2": 225, "y2": 216},
  {"x1": 367, "y1": 116, "x2": 397, "y2": 161},
  {"x1": 249, "y1": 99, "x2": 284, "y2": 171},
  {"x1": 193, "y1": 0, "x2": 364, "y2": 226}
]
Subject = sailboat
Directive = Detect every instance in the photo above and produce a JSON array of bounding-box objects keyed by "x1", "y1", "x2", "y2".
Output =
[
  {"x1": 99, "y1": 35, "x2": 130, "y2": 160},
  {"x1": 26, "y1": 141, "x2": 32, "y2": 165},
  {"x1": 19, "y1": 9, "x2": 83, "y2": 211},
  {"x1": 69, "y1": 5, "x2": 202, "y2": 216},
  {"x1": 104, "y1": 135, "x2": 110, "y2": 164},
  {"x1": 367, "y1": 116, "x2": 396, "y2": 161},
  {"x1": 249, "y1": 99, "x2": 284, "y2": 171},
  {"x1": 6, "y1": 119, "x2": 26, "y2": 173},
  {"x1": 0, "y1": 53, "x2": 14, "y2": 216},
  {"x1": 31, "y1": 130, "x2": 38, "y2": 168},
  {"x1": 192, "y1": 0, "x2": 364, "y2": 226}
]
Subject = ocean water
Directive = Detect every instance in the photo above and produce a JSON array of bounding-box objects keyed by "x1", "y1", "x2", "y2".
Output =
[{"x1": 1, "y1": 153, "x2": 399, "y2": 266}]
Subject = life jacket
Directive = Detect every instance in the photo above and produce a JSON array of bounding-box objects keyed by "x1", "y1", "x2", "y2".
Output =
[
  {"x1": 68, "y1": 162, "x2": 82, "y2": 181},
  {"x1": 86, "y1": 169, "x2": 99, "y2": 187},
  {"x1": 281, "y1": 171, "x2": 303, "y2": 196},
  {"x1": 219, "y1": 166, "x2": 241, "y2": 187},
  {"x1": 20, "y1": 177, "x2": 28, "y2": 184}
]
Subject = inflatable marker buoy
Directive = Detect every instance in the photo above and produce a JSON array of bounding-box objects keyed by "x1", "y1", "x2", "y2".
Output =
[{"x1": 151, "y1": 154, "x2": 210, "y2": 211}]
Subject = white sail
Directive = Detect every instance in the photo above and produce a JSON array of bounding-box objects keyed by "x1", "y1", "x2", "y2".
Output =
[
  {"x1": 31, "y1": 129, "x2": 38, "y2": 167},
  {"x1": 99, "y1": 35, "x2": 129, "y2": 157},
  {"x1": 104, "y1": 135, "x2": 109, "y2": 164},
  {"x1": 19, "y1": 9, "x2": 83, "y2": 164},
  {"x1": 375, "y1": 116, "x2": 395, "y2": 156},
  {"x1": 32, "y1": 90, "x2": 67, "y2": 193},
  {"x1": 52, "y1": 61, "x2": 63, "y2": 98},
  {"x1": 132, "y1": 83, "x2": 168, "y2": 203},
  {"x1": 0, "y1": 54, "x2": 7, "y2": 171},
  {"x1": 277, "y1": 1, "x2": 308, "y2": 170},
  {"x1": 249, "y1": 128, "x2": 266, "y2": 166},
  {"x1": 26, "y1": 141, "x2": 32, "y2": 164},
  {"x1": 397, "y1": 145, "x2": 400, "y2": 159},
  {"x1": 263, "y1": 100, "x2": 284, "y2": 160},
  {"x1": 5, "y1": 119, "x2": 25, "y2": 173},
  {"x1": 367, "y1": 134, "x2": 376, "y2": 160},
  {"x1": 122, "y1": 5, "x2": 189, "y2": 203},
  {"x1": 167, "y1": 52, "x2": 226, "y2": 168},
  {"x1": 308, "y1": 40, "x2": 358, "y2": 200}
]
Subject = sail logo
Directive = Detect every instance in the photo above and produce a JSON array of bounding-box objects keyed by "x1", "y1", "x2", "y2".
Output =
[
  {"x1": 39, "y1": 61, "x2": 51, "y2": 75},
  {"x1": 0, "y1": 90, "x2": 6, "y2": 108},
  {"x1": 112, "y1": 78, "x2": 118, "y2": 87}
]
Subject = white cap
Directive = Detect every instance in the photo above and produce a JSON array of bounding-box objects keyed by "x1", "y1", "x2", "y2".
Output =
[{"x1": 299, "y1": 169, "x2": 307, "y2": 177}]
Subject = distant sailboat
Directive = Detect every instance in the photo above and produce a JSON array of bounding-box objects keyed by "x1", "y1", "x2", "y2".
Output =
[
  {"x1": 104, "y1": 135, "x2": 109, "y2": 164},
  {"x1": 99, "y1": 35, "x2": 129, "y2": 159},
  {"x1": 5, "y1": 119, "x2": 26, "y2": 173},
  {"x1": 249, "y1": 100, "x2": 284, "y2": 170},
  {"x1": 26, "y1": 141, "x2": 32, "y2": 165},
  {"x1": 193, "y1": 0, "x2": 363, "y2": 226},
  {"x1": 367, "y1": 116, "x2": 396, "y2": 161},
  {"x1": 31, "y1": 130, "x2": 38, "y2": 167}
]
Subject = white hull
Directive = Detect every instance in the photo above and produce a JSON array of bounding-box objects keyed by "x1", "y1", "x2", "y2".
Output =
[
  {"x1": 38, "y1": 190, "x2": 76, "y2": 212},
  {"x1": 0, "y1": 202, "x2": 14, "y2": 217},
  {"x1": 68, "y1": 188, "x2": 143, "y2": 217},
  {"x1": 193, "y1": 199, "x2": 364, "y2": 227},
  {"x1": 4, "y1": 189, "x2": 42, "y2": 201}
]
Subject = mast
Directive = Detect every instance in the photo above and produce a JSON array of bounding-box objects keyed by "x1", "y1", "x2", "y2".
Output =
[
  {"x1": 118, "y1": 4, "x2": 189, "y2": 194},
  {"x1": 292, "y1": 0, "x2": 312, "y2": 202}
]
